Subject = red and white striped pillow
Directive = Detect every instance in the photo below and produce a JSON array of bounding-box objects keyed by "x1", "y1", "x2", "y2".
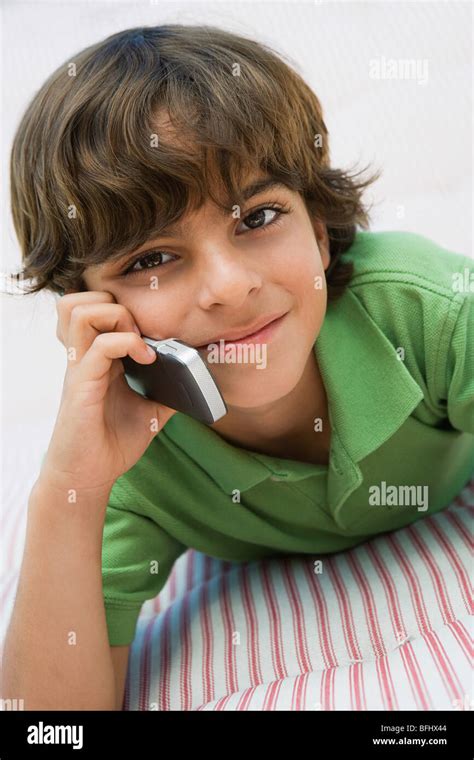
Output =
[
  {"x1": 126, "y1": 478, "x2": 473, "y2": 711},
  {"x1": 1, "y1": 477, "x2": 471, "y2": 711}
]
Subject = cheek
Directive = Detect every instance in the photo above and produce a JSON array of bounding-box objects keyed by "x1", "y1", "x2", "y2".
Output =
[
  {"x1": 280, "y1": 245, "x2": 327, "y2": 301},
  {"x1": 288, "y1": 252, "x2": 327, "y2": 335},
  {"x1": 114, "y1": 289, "x2": 185, "y2": 339}
]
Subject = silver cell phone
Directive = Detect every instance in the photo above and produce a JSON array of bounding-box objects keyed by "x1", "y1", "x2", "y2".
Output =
[{"x1": 121, "y1": 337, "x2": 228, "y2": 424}]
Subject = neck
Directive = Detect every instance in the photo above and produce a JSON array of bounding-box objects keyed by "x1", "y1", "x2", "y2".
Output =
[{"x1": 209, "y1": 350, "x2": 330, "y2": 462}]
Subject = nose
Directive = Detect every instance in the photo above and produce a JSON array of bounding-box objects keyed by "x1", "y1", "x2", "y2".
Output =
[{"x1": 195, "y1": 247, "x2": 263, "y2": 309}]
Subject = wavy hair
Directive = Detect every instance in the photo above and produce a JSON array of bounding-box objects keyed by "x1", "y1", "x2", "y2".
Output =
[{"x1": 8, "y1": 24, "x2": 380, "y2": 299}]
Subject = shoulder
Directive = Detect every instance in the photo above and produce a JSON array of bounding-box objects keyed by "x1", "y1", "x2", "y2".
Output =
[
  {"x1": 342, "y1": 229, "x2": 472, "y2": 296},
  {"x1": 341, "y1": 230, "x2": 472, "y2": 328},
  {"x1": 339, "y1": 230, "x2": 473, "y2": 397}
]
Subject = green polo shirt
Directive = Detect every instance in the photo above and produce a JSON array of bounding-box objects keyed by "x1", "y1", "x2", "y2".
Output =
[{"x1": 101, "y1": 230, "x2": 474, "y2": 646}]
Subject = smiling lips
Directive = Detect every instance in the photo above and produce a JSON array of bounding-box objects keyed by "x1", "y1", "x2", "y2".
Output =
[{"x1": 196, "y1": 311, "x2": 289, "y2": 348}]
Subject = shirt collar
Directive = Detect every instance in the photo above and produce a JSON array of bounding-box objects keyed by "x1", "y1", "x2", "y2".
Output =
[{"x1": 162, "y1": 288, "x2": 424, "y2": 504}]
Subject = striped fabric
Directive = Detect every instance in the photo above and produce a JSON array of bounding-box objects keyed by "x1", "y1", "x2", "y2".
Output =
[
  {"x1": 0, "y1": 478, "x2": 472, "y2": 711},
  {"x1": 126, "y1": 478, "x2": 473, "y2": 711}
]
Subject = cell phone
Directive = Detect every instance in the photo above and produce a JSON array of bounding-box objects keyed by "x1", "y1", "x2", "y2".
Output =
[{"x1": 121, "y1": 337, "x2": 228, "y2": 424}]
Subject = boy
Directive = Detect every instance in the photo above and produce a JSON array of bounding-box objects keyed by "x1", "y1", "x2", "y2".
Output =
[{"x1": 3, "y1": 24, "x2": 473, "y2": 710}]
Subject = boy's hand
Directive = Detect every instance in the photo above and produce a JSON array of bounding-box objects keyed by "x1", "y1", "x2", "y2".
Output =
[{"x1": 40, "y1": 289, "x2": 178, "y2": 495}]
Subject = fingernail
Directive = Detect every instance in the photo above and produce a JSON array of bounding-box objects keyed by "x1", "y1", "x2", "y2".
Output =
[{"x1": 146, "y1": 345, "x2": 156, "y2": 357}]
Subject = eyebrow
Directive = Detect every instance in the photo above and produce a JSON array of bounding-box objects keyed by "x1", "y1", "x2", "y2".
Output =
[
  {"x1": 129, "y1": 178, "x2": 291, "y2": 246},
  {"x1": 241, "y1": 178, "x2": 290, "y2": 202}
]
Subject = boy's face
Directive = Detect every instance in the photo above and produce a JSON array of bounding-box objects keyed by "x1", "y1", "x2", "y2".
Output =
[{"x1": 81, "y1": 172, "x2": 330, "y2": 409}]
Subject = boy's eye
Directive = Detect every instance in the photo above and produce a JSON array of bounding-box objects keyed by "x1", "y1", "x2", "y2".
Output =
[
  {"x1": 121, "y1": 202, "x2": 290, "y2": 277},
  {"x1": 123, "y1": 249, "x2": 175, "y2": 276},
  {"x1": 237, "y1": 206, "x2": 280, "y2": 232}
]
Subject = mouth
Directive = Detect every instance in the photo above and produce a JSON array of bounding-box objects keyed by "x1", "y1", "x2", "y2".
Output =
[{"x1": 195, "y1": 311, "x2": 289, "y2": 350}]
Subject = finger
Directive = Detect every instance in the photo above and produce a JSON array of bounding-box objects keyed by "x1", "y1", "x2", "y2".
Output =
[
  {"x1": 70, "y1": 331, "x2": 155, "y2": 385},
  {"x1": 56, "y1": 290, "x2": 116, "y2": 344},
  {"x1": 66, "y1": 302, "x2": 142, "y2": 362}
]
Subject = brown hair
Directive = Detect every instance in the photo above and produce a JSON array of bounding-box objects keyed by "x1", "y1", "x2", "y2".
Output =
[{"x1": 8, "y1": 24, "x2": 380, "y2": 299}]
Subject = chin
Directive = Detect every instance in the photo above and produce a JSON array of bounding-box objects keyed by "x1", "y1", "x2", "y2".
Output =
[{"x1": 222, "y1": 377, "x2": 296, "y2": 409}]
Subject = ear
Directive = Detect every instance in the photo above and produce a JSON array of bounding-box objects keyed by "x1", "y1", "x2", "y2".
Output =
[{"x1": 312, "y1": 219, "x2": 331, "y2": 271}]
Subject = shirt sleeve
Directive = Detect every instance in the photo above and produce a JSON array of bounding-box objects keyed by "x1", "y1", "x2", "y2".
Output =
[
  {"x1": 101, "y1": 489, "x2": 188, "y2": 646},
  {"x1": 444, "y1": 291, "x2": 474, "y2": 434}
]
